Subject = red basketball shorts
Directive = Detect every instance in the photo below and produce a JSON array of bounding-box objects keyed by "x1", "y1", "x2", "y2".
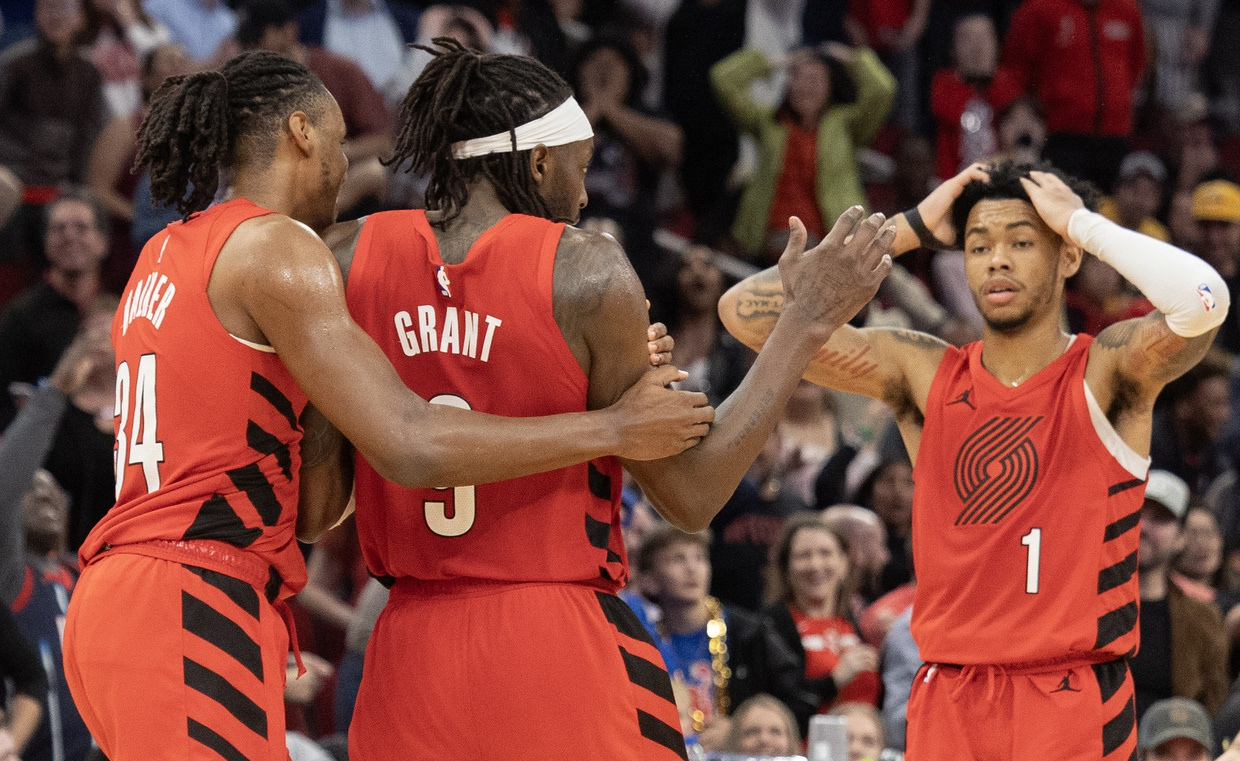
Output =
[
  {"x1": 906, "y1": 658, "x2": 1135, "y2": 761},
  {"x1": 349, "y1": 580, "x2": 687, "y2": 761},
  {"x1": 63, "y1": 553, "x2": 291, "y2": 761}
]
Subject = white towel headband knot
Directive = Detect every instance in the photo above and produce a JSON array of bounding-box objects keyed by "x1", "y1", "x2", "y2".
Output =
[{"x1": 450, "y1": 97, "x2": 594, "y2": 160}]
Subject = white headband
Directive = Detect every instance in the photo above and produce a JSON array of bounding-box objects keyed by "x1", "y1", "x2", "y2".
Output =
[{"x1": 451, "y1": 98, "x2": 594, "y2": 160}]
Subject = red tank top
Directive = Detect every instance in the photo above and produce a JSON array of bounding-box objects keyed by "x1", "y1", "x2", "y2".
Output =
[
  {"x1": 82, "y1": 199, "x2": 310, "y2": 599},
  {"x1": 344, "y1": 211, "x2": 626, "y2": 590},
  {"x1": 910, "y1": 335, "x2": 1147, "y2": 666}
]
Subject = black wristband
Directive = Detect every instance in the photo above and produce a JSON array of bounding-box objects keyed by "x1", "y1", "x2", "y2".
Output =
[{"x1": 904, "y1": 207, "x2": 953, "y2": 251}]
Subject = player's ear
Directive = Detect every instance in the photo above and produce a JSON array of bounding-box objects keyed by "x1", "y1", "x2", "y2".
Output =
[
  {"x1": 286, "y1": 111, "x2": 314, "y2": 157},
  {"x1": 528, "y1": 144, "x2": 551, "y2": 187},
  {"x1": 1059, "y1": 239, "x2": 1083, "y2": 279}
]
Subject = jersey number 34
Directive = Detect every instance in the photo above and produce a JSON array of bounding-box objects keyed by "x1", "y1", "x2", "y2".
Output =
[{"x1": 114, "y1": 354, "x2": 165, "y2": 498}]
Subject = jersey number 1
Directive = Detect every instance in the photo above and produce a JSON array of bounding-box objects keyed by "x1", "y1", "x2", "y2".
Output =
[
  {"x1": 424, "y1": 394, "x2": 477, "y2": 537},
  {"x1": 114, "y1": 354, "x2": 165, "y2": 498},
  {"x1": 1021, "y1": 527, "x2": 1042, "y2": 595}
]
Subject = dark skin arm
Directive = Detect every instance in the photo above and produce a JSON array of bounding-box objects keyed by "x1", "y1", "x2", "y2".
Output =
[
  {"x1": 209, "y1": 216, "x2": 712, "y2": 499},
  {"x1": 564, "y1": 209, "x2": 893, "y2": 531}
]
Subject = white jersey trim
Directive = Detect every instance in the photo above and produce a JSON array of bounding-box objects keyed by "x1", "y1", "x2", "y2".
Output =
[
  {"x1": 1084, "y1": 379, "x2": 1150, "y2": 480},
  {"x1": 229, "y1": 333, "x2": 276, "y2": 353}
]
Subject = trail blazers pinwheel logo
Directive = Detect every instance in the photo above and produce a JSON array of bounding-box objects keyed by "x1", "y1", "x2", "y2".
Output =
[{"x1": 954, "y1": 416, "x2": 1043, "y2": 525}]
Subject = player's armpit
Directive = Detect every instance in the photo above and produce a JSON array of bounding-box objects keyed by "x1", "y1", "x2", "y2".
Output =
[
  {"x1": 1091, "y1": 311, "x2": 1220, "y2": 400},
  {"x1": 295, "y1": 403, "x2": 354, "y2": 543}
]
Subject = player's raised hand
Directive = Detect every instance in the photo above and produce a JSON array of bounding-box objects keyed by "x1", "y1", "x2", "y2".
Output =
[
  {"x1": 778, "y1": 209, "x2": 894, "y2": 343},
  {"x1": 611, "y1": 365, "x2": 715, "y2": 460},
  {"x1": 1020, "y1": 169, "x2": 1085, "y2": 239},
  {"x1": 914, "y1": 161, "x2": 990, "y2": 247}
]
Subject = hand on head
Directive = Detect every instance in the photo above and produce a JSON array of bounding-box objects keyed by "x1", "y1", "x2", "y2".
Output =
[
  {"x1": 1018, "y1": 170, "x2": 1086, "y2": 239},
  {"x1": 915, "y1": 162, "x2": 991, "y2": 248}
]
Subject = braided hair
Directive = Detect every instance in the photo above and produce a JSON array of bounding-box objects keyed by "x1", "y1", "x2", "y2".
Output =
[
  {"x1": 135, "y1": 51, "x2": 330, "y2": 218},
  {"x1": 389, "y1": 38, "x2": 574, "y2": 226}
]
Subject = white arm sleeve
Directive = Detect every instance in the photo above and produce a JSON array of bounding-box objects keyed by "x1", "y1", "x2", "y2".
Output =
[{"x1": 1067, "y1": 208, "x2": 1230, "y2": 338}]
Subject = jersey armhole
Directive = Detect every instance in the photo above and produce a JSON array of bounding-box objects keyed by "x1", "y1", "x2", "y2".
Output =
[{"x1": 1083, "y1": 379, "x2": 1150, "y2": 480}]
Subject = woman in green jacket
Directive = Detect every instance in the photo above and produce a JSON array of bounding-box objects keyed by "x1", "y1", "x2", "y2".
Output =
[{"x1": 711, "y1": 43, "x2": 895, "y2": 262}]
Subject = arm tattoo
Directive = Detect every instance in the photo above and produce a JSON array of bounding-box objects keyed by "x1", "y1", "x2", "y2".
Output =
[
  {"x1": 734, "y1": 287, "x2": 784, "y2": 320},
  {"x1": 890, "y1": 329, "x2": 947, "y2": 351},
  {"x1": 1096, "y1": 320, "x2": 1140, "y2": 349},
  {"x1": 814, "y1": 343, "x2": 878, "y2": 380}
]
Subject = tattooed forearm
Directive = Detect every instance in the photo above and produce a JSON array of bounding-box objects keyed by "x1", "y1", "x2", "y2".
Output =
[
  {"x1": 814, "y1": 343, "x2": 878, "y2": 379},
  {"x1": 734, "y1": 288, "x2": 784, "y2": 321}
]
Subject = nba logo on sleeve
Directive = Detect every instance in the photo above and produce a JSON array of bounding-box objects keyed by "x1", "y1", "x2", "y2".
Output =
[{"x1": 1197, "y1": 283, "x2": 1216, "y2": 312}]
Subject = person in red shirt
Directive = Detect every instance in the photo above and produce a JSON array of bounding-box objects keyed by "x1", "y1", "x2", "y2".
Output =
[
  {"x1": 318, "y1": 39, "x2": 894, "y2": 760},
  {"x1": 60, "y1": 50, "x2": 717, "y2": 761},
  {"x1": 930, "y1": 13, "x2": 1022, "y2": 181},
  {"x1": 721, "y1": 159, "x2": 1229, "y2": 760},
  {"x1": 763, "y1": 514, "x2": 881, "y2": 725},
  {"x1": 1001, "y1": 0, "x2": 1145, "y2": 192}
]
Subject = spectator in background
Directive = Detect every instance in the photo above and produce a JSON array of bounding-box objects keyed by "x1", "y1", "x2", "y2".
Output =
[
  {"x1": 994, "y1": 95, "x2": 1047, "y2": 167},
  {"x1": 1064, "y1": 250, "x2": 1155, "y2": 335},
  {"x1": 1170, "y1": 189, "x2": 1204, "y2": 255},
  {"x1": 0, "y1": 322, "x2": 112, "y2": 761},
  {"x1": 1151, "y1": 350, "x2": 1234, "y2": 497},
  {"x1": 930, "y1": 12, "x2": 1021, "y2": 181},
  {"x1": 878, "y1": 607, "x2": 917, "y2": 751},
  {"x1": 662, "y1": 0, "x2": 745, "y2": 245},
  {"x1": 82, "y1": 0, "x2": 170, "y2": 118},
  {"x1": 653, "y1": 245, "x2": 752, "y2": 406},
  {"x1": 297, "y1": 0, "x2": 419, "y2": 96},
  {"x1": 0, "y1": 605, "x2": 44, "y2": 761},
  {"x1": 763, "y1": 515, "x2": 880, "y2": 731},
  {"x1": 141, "y1": 0, "x2": 236, "y2": 65},
  {"x1": 1176, "y1": 507, "x2": 1226, "y2": 595},
  {"x1": 1138, "y1": 697, "x2": 1214, "y2": 761},
  {"x1": 571, "y1": 36, "x2": 681, "y2": 289},
  {"x1": 237, "y1": 0, "x2": 392, "y2": 214},
  {"x1": 1103, "y1": 152, "x2": 1172, "y2": 241},
  {"x1": 1132, "y1": 470, "x2": 1229, "y2": 720},
  {"x1": 1002, "y1": 0, "x2": 1145, "y2": 191},
  {"x1": 821, "y1": 504, "x2": 890, "y2": 610},
  {"x1": 844, "y1": 0, "x2": 929, "y2": 132},
  {"x1": 829, "y1": 701, "x2": 886, "y2": 761},
  {"x1": 635, "y1": 525, "x2": 812, "y2": 752},
  {"x1": 722, "y1": 693, "x2": 802, "y2": 757},
  {"x1": 711, "y1": 42, "x2": 894, "y2": 263},
  {"x1": 1138, "y1": 0, "x2": 1219, "y2": 115},
  {"x1": 851, "y1": 458, "x2": 915, "y2": 595},
  {"x1": 0, "y1": 189, "x2": 111, "y2": 429},
  {"x1": 0, "y1": 0, "x2": 107, "y2": 267},
  {"x1": 1191, "y1": 179, "x2": 1240, "y2": 353}
]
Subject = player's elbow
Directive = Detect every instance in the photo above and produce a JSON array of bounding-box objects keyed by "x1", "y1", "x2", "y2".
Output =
[{"x1": 647, "y1": 488, "x2": 725, "y2": 533}]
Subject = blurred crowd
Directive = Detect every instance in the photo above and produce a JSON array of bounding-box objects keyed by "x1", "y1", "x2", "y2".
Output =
[{"x1": 6, "y1": 0, "x2": 1240, "y2": 759}]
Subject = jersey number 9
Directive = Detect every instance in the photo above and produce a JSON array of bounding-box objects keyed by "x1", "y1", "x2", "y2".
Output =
[{"x1": 424, "y1": 394, "x2": 477, "y2": 537}]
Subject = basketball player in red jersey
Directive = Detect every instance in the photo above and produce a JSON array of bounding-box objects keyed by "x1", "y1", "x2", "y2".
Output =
[
  {"x1": 721, "y1": 160, "x2": 1230, "y2": 761},
  {"x1": 309, "y1": 40, "x2": 894, "y2": 760},
  {"x1": 61, "y1": 51, "x2": 718, "y2": 761}
]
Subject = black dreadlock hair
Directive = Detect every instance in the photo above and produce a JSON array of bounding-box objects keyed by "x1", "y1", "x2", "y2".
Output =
[
  {"x1": 135, "y1": 51, "x2": 330, "y2": 219},
  {"x1": 389, "y1": 38, "x2": 574, "y2": 226},
  {"x1": 951, "y1": 160, "x2": 1100, "y2": 248}
]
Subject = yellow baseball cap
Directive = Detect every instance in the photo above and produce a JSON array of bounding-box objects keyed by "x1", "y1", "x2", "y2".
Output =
[{"x1": 1192, "y1": 179, "x2": 1240, "y2": 222}]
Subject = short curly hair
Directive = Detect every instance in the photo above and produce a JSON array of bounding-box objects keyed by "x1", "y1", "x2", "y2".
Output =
[{"x1": 950, "y1": 160, "x2": 1100, "y2": 248}]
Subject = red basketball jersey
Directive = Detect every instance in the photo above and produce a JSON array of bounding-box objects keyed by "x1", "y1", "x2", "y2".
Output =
[
  {"x1": 344, "y1": 211, "x2": 626, "y2": 590},
  {"x1": 81, "y1": 199, "x2": 309, "y2": 598},
  {"x1": 910, "y1": 335, "x2": 1147, "y2": 665}
]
